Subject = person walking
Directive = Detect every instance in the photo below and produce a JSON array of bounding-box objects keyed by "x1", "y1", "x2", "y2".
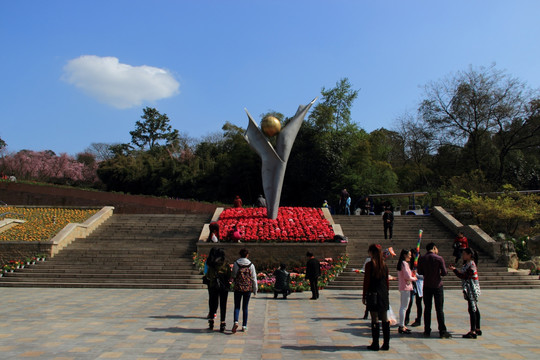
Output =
[
  {"x1": 305, "y1": 252, "x2": 321, "y2": 300},
  {"x1": 397, "y1": 249, "x2": 417, "y2": 334},
  {"x1": 362, "y1": 244, "x2": 391, "y2": 351},
  {"x1": 231, "y1": 248, "x2": 257, "y2": 333},
  {"x1": 204, "y1": 248, "x2": 231, "y2": 332},
  {"x1": 450, "y1": 248, "x2": 482, "y2": 339},
  {"x1": 382, "y1": 208, "x2": 394, "y2": 239},
  {"x1": 405, "y1": 248, "x2": 423, "y2": 328},
  {"x1": 417, "y1": 242, "x2": 452, "y2": 338}
]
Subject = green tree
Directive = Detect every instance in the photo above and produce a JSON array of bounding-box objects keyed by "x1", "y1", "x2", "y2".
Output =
[
  {"x1": 130, "y1": 107, "x2": 179, "y2": 150},
  {"x1": 449, "y1": 187, "x2": 540, "y2": 237},
  {"x1": 420, "y1": 65, "x2": 533, "y2": 182},
  {"x1": 0, "y1": 137, "x2": 6, "y2": 151},
  {"x1": 308, "y1": 78, "x2": 359, "y2": 132},
  {"x1": 492, "y1": 98, "x2": 540, "y2": 184}
]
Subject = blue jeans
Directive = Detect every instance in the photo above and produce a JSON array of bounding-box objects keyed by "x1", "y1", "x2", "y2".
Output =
[{"x1": 233, "y1": 291, "x2": 251, "y2": 326}]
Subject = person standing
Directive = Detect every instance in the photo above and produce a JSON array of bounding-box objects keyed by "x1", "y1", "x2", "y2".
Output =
[
  {"x1": 382, "y1": 208, "x2": 394, "y2": 240},
  {"x1": 345, "y1": 196, "x2": 351, "y2": 215},
  {"x1": 233, "y1": 195, "x2": 243, "y2": 208},
  {"x1": 450, "y1": 248, "x2": 482, "y2": 339},
  {"x1": 231, "y1": 248, "x2": 257, "y2": 333},
  {"x1": 405, "y1": 248, "x2": 423, "y2": 328},
  {"x1": 204, "y1": 248, "x2": 231, "y2": 332},
  {"x1": 362, "y1": 244, "x2": 391, "y2": 351},
  {"x1": 255, "y1": 194, "x2": 267, "y2": 207},
  {"x1": 453, "y1": 231, "x2": 468, "y2": 264},
  {"x1": 305, "y1": 252, "x2": 321, "y2": 300},
  {"x1": 397, "y1": 249, "x2": 417, "y2": 334},
  {"x1": 339, "y1": 188, "x2": 349, "y2": 214},
  {"x1": 417, "y1": 242, "x2": 452, "y2": 338},
  {"x1": 361, "y1": 197, "x2": 371, "y2": 215}
]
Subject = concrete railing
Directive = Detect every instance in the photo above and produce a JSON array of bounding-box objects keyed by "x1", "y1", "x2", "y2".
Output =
[
  {"x1": 432, "y1": 206, "x2": 499, "y2": 259},
  {"x1": 49, "y1": 206, "x2": 115, "y2": 256}
]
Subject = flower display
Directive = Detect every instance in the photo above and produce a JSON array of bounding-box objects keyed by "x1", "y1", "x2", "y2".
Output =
[
  {"x1": 191, "y1": 253, "x2": 349, "y2": 292},
  {"x1": 218, "y1": 207, "x2": 335, "y2": 242},
  {"x1": 0, "y1": 207, "x2": 98, "y2": 242}
]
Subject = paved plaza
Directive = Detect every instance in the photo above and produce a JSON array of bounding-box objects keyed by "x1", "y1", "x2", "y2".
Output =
[{"x1": 0, "y1": 287, "x2": 539, "y2": 360}]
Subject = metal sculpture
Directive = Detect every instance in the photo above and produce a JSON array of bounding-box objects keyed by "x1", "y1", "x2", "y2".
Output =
[{"x1": 243, "y1": 98, "x2": 317, "y2": 219}]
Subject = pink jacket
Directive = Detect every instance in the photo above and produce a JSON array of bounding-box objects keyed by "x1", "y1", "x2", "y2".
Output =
[{"x1": 398, "y1": 261, "x2": 417, "y2": 291}]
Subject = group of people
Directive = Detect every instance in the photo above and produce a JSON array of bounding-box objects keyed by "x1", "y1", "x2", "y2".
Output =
[
  {"x1": 203, "y1": 249, "x2": 322, "y2": 333},
  {"x1": 203, "y1": 234, "x2": 481, "y2": 349},
  {"x1": 363, "y1": 236, "x2": 482, "y2": 351},
  {"x1": 203, "y1": 247, "x2": 258, "y2": 333},
  {"x1": 232, "y1": 194, "x2": 267, "y2": 209}
]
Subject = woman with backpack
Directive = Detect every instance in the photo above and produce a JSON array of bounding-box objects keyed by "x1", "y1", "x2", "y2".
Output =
[
  {"x1": 231, "y1": 248, "x2": 257, "y2": 333},
  {"x1": 204, "y1": 247, "x2": 232, "y2": 332}
]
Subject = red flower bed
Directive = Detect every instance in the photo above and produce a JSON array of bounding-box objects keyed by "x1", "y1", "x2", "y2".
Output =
[{"x1": 218, "y1": 207, "x2": 335, "y2": 242}]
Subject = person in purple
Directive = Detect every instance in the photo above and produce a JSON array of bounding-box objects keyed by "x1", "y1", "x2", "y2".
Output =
[{"x1": 417, "y1": 242, "x2": 452, "y2": 339}]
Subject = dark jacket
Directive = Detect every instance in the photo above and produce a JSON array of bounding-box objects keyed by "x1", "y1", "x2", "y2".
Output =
[
  {"x1": 273, "y1": 268, "x2": 290, "y2": 291},
  {"x1": 306, "y1": 257, "x2": 321, "y2": 279},
  {"x1": 417, "y1": 251, "x2": 447, "y2": 289},
  {"x1": 382, "y1": 211, "x2": 394, "y2": 226}
]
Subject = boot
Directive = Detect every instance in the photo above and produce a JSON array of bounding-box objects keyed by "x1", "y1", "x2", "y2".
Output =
[
  {"x1": 208, "y1": 319, "x2": 214, "y2": 330},
  {"x1": 381, "y1": 321, "x2": 390, "y2": 351},
  {"x1": 367, "y1": 322, "x2": 380, "y2": 351}
]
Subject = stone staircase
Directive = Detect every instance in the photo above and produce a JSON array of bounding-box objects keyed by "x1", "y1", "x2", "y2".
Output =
[
  {"x1": 326, "y1": 215, "x2": 540, "y2": 290},
  {"x1": 0, "y1": 214, "x2": 210, "y2": 289},
  {"x1": 2, "y1": 212, "x2": 538, "y2": 290}
]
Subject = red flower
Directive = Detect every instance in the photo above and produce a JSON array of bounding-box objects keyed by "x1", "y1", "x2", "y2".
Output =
[{"x1": 218, "y1": 207, "x2": 334, "y2": 242}]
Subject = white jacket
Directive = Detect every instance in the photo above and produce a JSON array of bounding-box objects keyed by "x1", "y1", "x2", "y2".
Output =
[{"x1": 232, "y1": 257, "x2": 258, "y2": 295}]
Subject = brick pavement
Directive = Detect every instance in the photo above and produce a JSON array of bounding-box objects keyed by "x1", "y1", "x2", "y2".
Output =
[{"x1": 0, "y1": 288, "x2": 539, "y2": 359}]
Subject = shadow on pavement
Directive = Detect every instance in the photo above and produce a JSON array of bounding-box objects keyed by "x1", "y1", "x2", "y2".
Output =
[{"x1": 282, "y1": 345, "x2": 367, "y2": 352}]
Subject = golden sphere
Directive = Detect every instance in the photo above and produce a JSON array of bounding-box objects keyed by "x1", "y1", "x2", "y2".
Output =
[{"x1": 261, "y1": 115, "x2": 282, "y2": 137}]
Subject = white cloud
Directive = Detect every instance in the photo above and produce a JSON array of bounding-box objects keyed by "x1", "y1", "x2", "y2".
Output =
[{"x1": 62, "y1": 55, "x2": 179, "y2": 109}]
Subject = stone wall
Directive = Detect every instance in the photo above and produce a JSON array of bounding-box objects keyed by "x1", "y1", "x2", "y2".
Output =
[
  {"x1": 197, "y1": 242, "x2": 347, "y2": 269},
  {"x1": 0, "y1": 242, "x2": 54, "y2": 265},
  {"x1": 0, "y1": 206, "x2": 115, "y2": 265},
  {"x1": 0, "y1": 181, "x2": 217, "y2": 214}
]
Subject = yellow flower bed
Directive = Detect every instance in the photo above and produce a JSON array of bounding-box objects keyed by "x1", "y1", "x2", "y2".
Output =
[{"x1": 0, "y1": 207, "x2": 98, "y2": 242}]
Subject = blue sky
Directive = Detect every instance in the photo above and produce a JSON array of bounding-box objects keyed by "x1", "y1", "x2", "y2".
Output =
[{"x1": 1, "y1": 0, "x2": 540, "y2": 156}]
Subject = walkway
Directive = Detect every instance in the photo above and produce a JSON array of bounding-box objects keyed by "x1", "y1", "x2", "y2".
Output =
[{"x1": 0, "y1": 288, "x2": 539, "y2": 359}]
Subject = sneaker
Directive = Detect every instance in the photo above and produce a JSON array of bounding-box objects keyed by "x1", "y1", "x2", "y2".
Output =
[
  {"x1": 231, "y1": 322, "x2": 238, "y2": 334},
  {"x1": 440, "y1": 332, "x2": 452, "y2": 339},
  {"x1": 462, "y1": 332, "x2": 477, "y2": 339},
  {"x1": 242, "y1": 326, "x2": 248, "y2": 332}
]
